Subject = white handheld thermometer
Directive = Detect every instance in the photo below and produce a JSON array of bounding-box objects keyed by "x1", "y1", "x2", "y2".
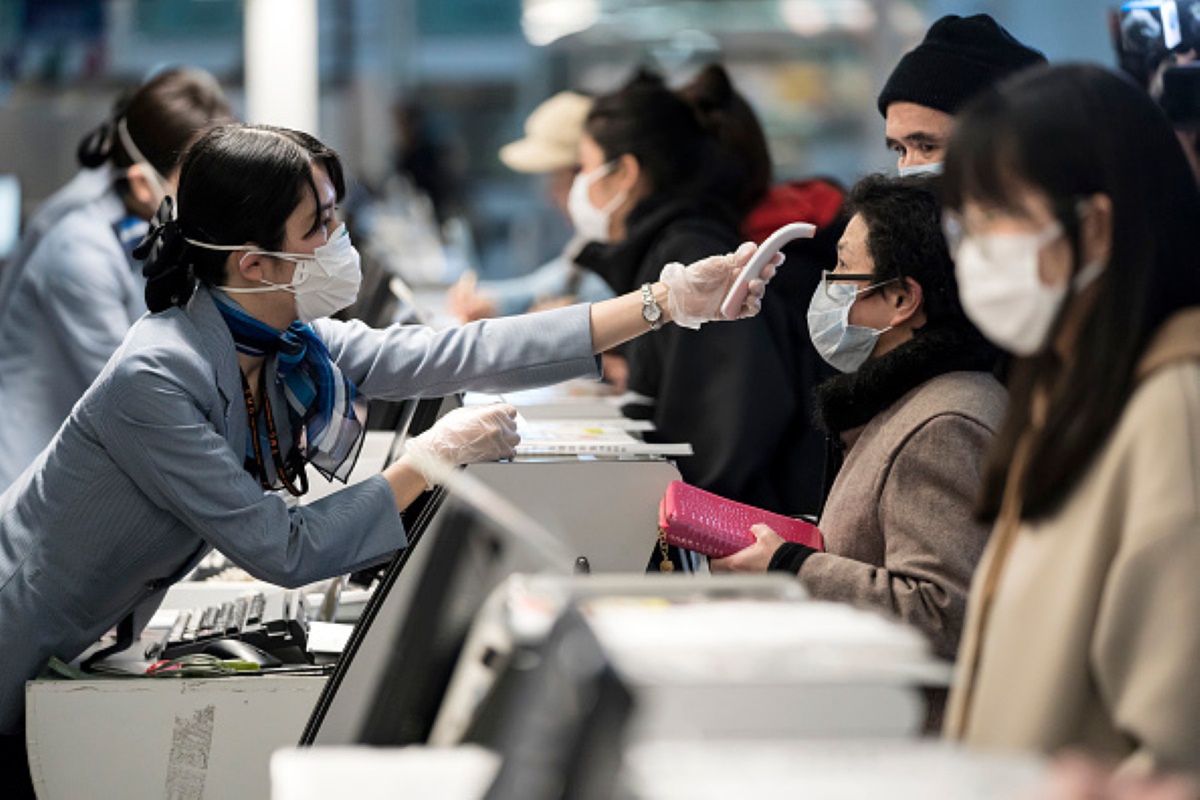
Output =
[{"x1": 719, "y1": 222, "x2": 816, "y2": 319}]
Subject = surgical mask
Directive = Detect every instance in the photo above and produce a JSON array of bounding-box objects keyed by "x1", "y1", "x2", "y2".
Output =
[
  {"x1": 568, "y1": 161, "x2": 626, "y2": 243},
  {"x1": 186, "y1": 224, "x2": 362, "y2": 322},
  {"x1": 117, "y1": 117, "x2": 171, "y2": 210},
  {"x1": 898, "y1": 161, "x2": 944, "y2": 178},
  {"x1": 807, "y1": 274, "x2": 896, "y2": 373},
  {"x1": 953, "y1": 222, "x2": 1104, "y2": 356}
]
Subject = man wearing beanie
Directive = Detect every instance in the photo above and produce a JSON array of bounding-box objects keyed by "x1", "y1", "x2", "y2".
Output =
[{"x1": 879, "y1": 14, "x2": 1046, "y2": 174}]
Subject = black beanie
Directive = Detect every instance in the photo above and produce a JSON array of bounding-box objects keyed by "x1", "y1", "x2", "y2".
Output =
[{"x1": 877, "y1": 14, "x2": 1047, "y2": 117}]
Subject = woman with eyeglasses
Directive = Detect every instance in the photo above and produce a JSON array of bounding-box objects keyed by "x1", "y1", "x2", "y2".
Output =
[
  {"x1": 941, "y1": 65, "x2": 1200, "y2": 774},
  {"x1": 712, "y1": 173, "x2": 1004, "y2": 661},
  {"x1": 0, "y1": 122, "x2": 777, "y2": 796}
]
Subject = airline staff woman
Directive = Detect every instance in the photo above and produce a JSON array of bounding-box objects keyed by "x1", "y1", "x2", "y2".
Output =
[
  {"x1": 0, "y1": 67, "x2": 232, "y2": 491},
  {"x1": 0, "y1": 123, "x2": 777, "y2": 789}
]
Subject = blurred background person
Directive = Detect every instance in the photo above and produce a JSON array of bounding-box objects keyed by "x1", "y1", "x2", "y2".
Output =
[
  {"x1": 0, "y1": 66, "x2": 231, "y2": 492},
  {"x1": 447, "y1": 90, "x2": 614, "y2": 323},
  {"x1": 391, "y1": 101, "x2": 465, "y2": 227},
  {"x1": 0, "y1": 87, "x2": 133, "y2": 291},
  {"x1": 941, "y1": 64, "x2": 1200, "y2": 775},
  {"x1": 712, "y1": 174, "x2": 1004, "y2": 661}
]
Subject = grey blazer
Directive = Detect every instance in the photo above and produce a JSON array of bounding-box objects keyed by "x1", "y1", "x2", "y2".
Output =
[
  {"x1": 0, "y1": 186, "x2": 146, "y2": 491},
  {"x1": 0, "y1": 166, "x2": 113, "y2": 313},
  {"x1": 0, "y1": 286, "x2": 598, "y2": 733}
]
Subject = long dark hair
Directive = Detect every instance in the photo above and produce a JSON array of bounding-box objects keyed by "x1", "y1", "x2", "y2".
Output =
[
  {"x1": 942, "y1": 64, "x2": 1200, "y2": 521},
  {"x1": 677, "y1": 63, "x2": 773, "y2": 218},
  {"x1": 76, "y1": 67, "x2": 231, "y2": 177},
  {"x1": 139, "y1": 124, "x2": 346, "y2": 312}
]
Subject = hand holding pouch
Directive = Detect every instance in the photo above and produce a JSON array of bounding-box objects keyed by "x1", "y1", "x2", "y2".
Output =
[{"x1": 657, "y1": 480, "x2": 824, "y2": 558}]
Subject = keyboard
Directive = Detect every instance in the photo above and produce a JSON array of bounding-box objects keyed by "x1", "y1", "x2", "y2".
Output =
[{"x1": 153, "y1": 591, "x2": 311, "y2": 664}]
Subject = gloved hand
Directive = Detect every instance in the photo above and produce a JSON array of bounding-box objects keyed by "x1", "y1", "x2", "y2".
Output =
[
  {"x1": 659, "y1": 241, "x2": 783, "y2": 330},
  {"x1": 404, "y1": 404, "x2": 520, "y2": 486}
]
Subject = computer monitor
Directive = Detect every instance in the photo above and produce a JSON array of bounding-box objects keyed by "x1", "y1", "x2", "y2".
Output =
[
  {"x1": 343, "y1": 393, "x2": 459, "y2": 586},
  {"x1": 0, "y1": 176, "x2": 21, "y2": 261},
  {"x1": 300, "y1": 457, "x2": 571, "y2": 746},
  {"x1": 472, "y1": 608, "x2": 633, "y2": 800}
]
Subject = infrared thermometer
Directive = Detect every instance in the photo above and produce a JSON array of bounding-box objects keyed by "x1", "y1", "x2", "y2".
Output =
[{"x1": 719, "y1": 222, "x2": 816, "y2": 319}]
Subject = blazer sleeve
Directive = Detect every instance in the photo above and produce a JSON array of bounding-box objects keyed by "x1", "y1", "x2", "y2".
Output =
[
  {"x1": 312, "y1": 303, "x2": 600, "y2": 400},
  {"x1": 37, "y1": 232, "x2": 138, "y2": 385},
  {"x1": 93, "y1": 354, "x2": 407, "y2": 587},
  {"x1": 1093, "y1": 517, "x2": 1200, "y2": 775},
  {"x1": 797, "y1": 415, "x2": 994, "y2": 659}
]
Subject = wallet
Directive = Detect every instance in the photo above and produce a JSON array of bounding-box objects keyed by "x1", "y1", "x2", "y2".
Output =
[{"x1": 657, "y1": 480, "x2": 824, "y2": 559}]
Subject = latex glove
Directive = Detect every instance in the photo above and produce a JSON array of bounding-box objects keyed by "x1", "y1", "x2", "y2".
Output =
[
  {"x1": 659, "y1": 241, "x2": 783, "y2": 330},
  {"x1": 404, "y1": 403, "x2": 520, "y2": 486}
]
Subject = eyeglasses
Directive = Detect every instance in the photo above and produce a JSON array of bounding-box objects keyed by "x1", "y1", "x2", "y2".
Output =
[
  {"x1": 821, "y1": 270, "x2": 877, "y2": 283},
  {"x1": 819, "y1": 270, "x2": 897, "y2": 300}
]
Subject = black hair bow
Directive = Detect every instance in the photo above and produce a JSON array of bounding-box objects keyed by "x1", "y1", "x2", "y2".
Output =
[{"x1": 134, "y1": 196, "x2": 188, "y2": 274}]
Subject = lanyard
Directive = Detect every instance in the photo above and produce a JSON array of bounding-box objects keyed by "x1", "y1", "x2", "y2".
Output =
[{"x1": 240, "y1": 368, "x2": 309, "y2": 498}]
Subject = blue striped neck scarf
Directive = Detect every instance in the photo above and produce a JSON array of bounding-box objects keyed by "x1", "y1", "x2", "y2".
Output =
[{"x1": 211, "y1": 291, "x2": 363, "y2": 484}]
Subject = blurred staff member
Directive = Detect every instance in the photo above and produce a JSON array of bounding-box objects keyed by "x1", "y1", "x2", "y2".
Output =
[
  {"x1": 879, "y1": 14, "x2": 1045, "y2": 175},
  {"x1": 941, "y1": 65, "x2": 1200, "y2": 774},
  {"x1": 448, "y1": 91, "x2": 614, "y2": 322},
  {"x1": 0, "y1": 89, "x2": 132, "y2": 295},
  {"x1": 572, "y1": 71, "x2": 803, "y2": 523},
  {"x1": 712, "y1": 175, "x2": 1004, "y2": 660},
  {"x1": 0, "y1": 67, "x2": 231, "y2": 492}
]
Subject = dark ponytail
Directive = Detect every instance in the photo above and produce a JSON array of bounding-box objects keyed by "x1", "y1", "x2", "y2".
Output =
[
  {"x1": 76, "y1": 68, "x2": 230, "y2": 178},
  {"x1": 140, "y1": 124, "x2": 346, "y2": 312},
  {"x1": 678, "y1": 63, "x2": 773, "y2": 217}
]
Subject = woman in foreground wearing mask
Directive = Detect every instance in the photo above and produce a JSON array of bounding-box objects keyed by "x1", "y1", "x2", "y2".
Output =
[
  {"x1": 0, "y1": 67, "x2": 232, "y2": 492},
  {"x1": 940, "y1": 65, "x2": 1200, "y2": 774},
  {"x1": 712, "y1": 174, "x2": 1004, "y2": 660},
  {"x1": 0, "y1": 123, "x2": 776, "y2": 791}
]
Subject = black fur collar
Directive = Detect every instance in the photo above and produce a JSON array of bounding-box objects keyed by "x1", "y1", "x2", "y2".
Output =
[{"x1": 815, "y1": 324, "x2": 999, "y2": 435}]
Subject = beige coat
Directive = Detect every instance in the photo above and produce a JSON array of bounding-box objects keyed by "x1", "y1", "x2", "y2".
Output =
[
  {"x1": 946, "y1": 308, "x2": 1200, "y2": 775},
  {"x1": 802, "y1": 370, "x2": 1007, "y2": 659}
]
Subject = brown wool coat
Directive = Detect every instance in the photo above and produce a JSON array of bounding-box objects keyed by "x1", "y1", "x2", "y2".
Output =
[
  {"x1": 946, "y1": 308, "x2": 1200, "y2": 775},
  {"x1": 801, "y1": 370, "x2": 1007, "y2": 659}
]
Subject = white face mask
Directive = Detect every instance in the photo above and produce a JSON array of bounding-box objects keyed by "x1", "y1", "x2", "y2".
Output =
[
  {"x1": 568, "y1": 161, "x2": 626, "y2": 243},
  {"x1": 186, "y1": 223, "x2": 362, "y2": 322},
  {"x1": 807, "y1": 274, "x2": 896, "y2": 373},
  {"x1": 117, "y1": 117, "x2": 171, "y2": 211},
  {"x1": 898, "y1": 161, "x2": 944, "y2": 178},
  {"x1": 953, "y1": 222, "x2": 1104, "y2": 356}
]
